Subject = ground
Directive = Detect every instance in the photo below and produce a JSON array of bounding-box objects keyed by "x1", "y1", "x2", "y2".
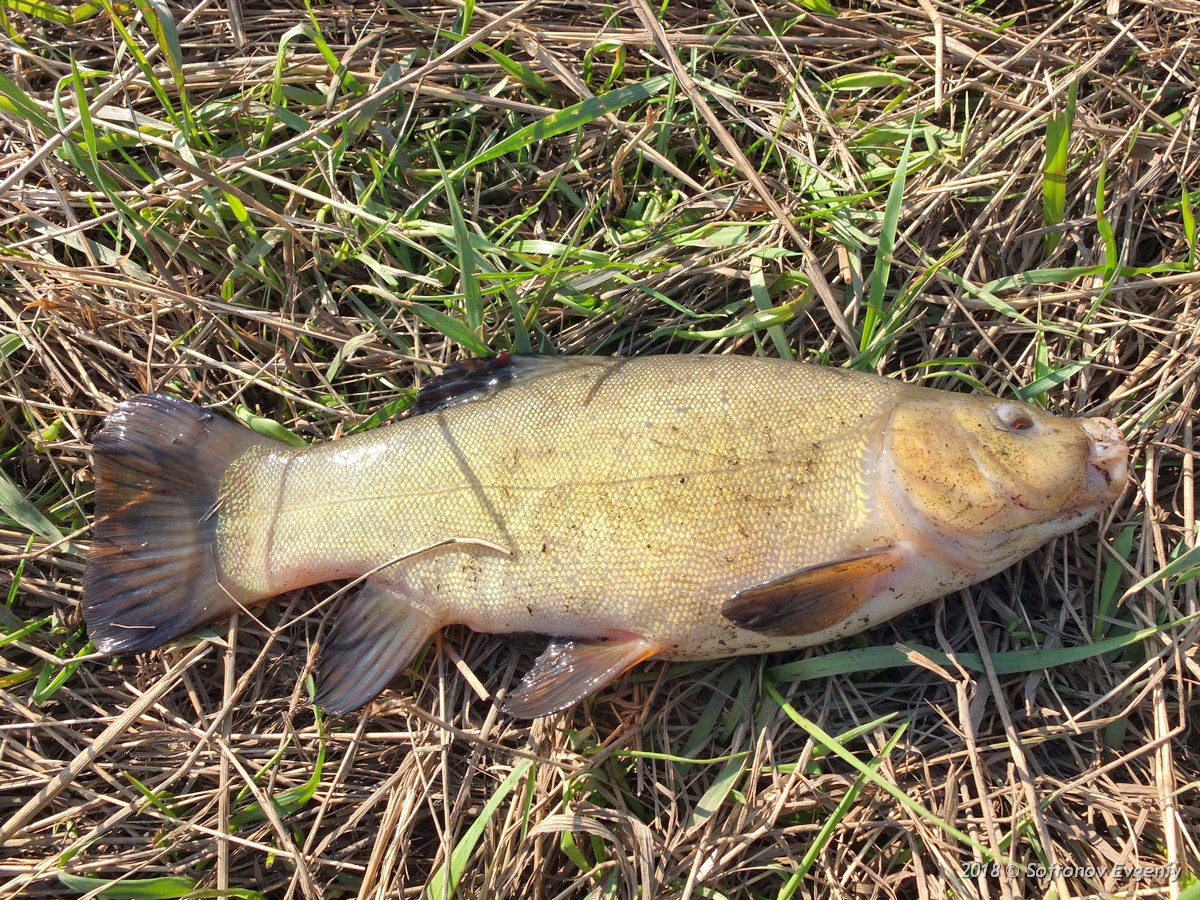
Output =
[{"x1": 0, "y1": 1, "x2": 1197, "y2": 898}]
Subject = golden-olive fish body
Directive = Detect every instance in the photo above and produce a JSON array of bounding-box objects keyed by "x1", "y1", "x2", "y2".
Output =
[{"x1": 84, "y1": 355, "x2": 1128, "y2": 717}]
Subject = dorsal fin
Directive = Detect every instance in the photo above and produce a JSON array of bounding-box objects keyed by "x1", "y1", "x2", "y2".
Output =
[{"x1": 414, "y1": 353, "x2": 602, "y2": 414}]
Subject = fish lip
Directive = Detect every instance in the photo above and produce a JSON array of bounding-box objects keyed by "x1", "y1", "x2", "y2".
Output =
[
  {"x1": 1081, "y1": 416, "x2": 1129, "y2": 502},
  {"x1": 1073, "y1": 455, "x2": 1127, "y2": 510},
  {"x1": 1054, "y1": 450, "x2": 1128, "y2": 525},
  {"x1": 1087, "y1": 457, "x2": 1125, "y2": 491}
]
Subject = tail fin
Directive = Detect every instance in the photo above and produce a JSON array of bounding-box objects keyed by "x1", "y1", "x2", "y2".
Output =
[{"x1": 84, "y1": 393, "x2": 272, "y2": 654}]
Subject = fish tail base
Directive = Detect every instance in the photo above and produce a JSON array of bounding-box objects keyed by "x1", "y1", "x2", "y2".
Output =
[{"x1": 84, "y1": 393, "x2": 272, "y2": 653}]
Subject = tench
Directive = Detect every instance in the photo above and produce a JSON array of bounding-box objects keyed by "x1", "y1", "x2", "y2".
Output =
[{"x1": 83, "y1": 354, "x2": 1128, "y2": 717}]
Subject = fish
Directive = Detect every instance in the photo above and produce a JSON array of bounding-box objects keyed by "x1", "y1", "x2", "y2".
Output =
[{"x1": 82, "y1": 353, "x2": 1129, "y2": 718}]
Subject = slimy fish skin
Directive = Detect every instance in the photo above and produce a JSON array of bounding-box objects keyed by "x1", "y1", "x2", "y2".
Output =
[{"x1": 83, "y1": 355, "x2": 1128, "y2": 717}]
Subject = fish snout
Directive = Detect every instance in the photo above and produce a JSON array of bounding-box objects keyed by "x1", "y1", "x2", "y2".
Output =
[{"x1": 1081, "y1": 417, "x2": 1129, "y2": 494}]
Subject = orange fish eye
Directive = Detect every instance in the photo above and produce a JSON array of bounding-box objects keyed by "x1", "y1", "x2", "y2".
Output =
[{"x1": 994, "y1": 403, "x2": 1035, "y2": 433}]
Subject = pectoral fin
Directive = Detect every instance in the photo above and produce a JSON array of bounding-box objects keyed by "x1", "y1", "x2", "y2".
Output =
[
  {"x1": 501, "y1": 636, "x2": 660, "y2": 719},
  {"x1": 316, "y1": 581, "x2": 439, "y2": 714},
  {"x1": 721, "y1": 547, "x2": 904, "y2": 637}
]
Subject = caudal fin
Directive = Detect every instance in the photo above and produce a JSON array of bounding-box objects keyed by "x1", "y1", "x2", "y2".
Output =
[{"x1": 84, "y1": 393, "x2": 271, "y2": 653}]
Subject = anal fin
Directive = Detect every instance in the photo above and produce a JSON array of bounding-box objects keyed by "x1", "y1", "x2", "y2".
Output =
[
  {"x1": 721, "y1": 546, "x2": 905, "y2": 637},
  {"x1": 316, "y1": 581, "x2": 439, "y2": 714},
  {"x1": 500, "y1": 636, "x2": 659, "y2": 719}
]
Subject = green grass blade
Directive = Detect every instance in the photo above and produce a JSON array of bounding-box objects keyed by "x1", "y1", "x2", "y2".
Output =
[
  {"x1": 1, "y1": 616, "x2": 53, "y2": 647},
  {"x1": 406, "y1": 17, "x2": 553, "y2": 94},
  {"x1": 57, "y1": 873, "x2": 265, "y2": 898},
  {"x1": 777, "y1": 725, "x2": 905, "y2": 897},
  {"x1": 0, "y1": 330, "x2": 26, "y2": 359},
  {"x1": 796, "y1": 0, "x2": 835, "y2": 14},
  {"x1": 434, "y1": 145, "x2": 485, "y2": 341},
  {"x1": 1094, "y1": 524, "x2": 1137, "y2": 639},
  {"x1": 125, "y1": 773, "x2": 181, "y2": 819},
  {"x1": 1095, "y1": 158, "x2": 1117, "y2": 282},
  {"x1": 99, "y1": 0, "x2": 184, "y2": 133},
  {"x1": 136, "y1": 0, "x2": 184, "y2": 82},
  {"x1": 71, "y1": 0, "x2": 103, "y2": 22},
  {"x1": 303, "y1": 0, "x2": 364, "y2": 94},
  {"x1": 0, "y1": 70, "x2": 57, "y2": 132},
  {"x1": 408, "y1": 299, "x2": 492, "y2": 356},
  {"x1": 617, "y1": 748, "x2": 748, "y2": 766},
  {"x1": 767, "y1": 615, "x2": 1196, "y2": 682},
  {"x1": 57, "y1": 874, "x2": 199, "y2": 898},
  {"x1": 687, "y1": 753, "x2": 747, "y2": 830},
  {"x1": 983, "y1": 264, "x2": 1107, "y2": 293},
  {"x1": 749, "y1": 253, "x2": 794, "y2": 360},
  {"x1": 766, "y1": 681, "x2": 1006, "y2": 864},
  {"x1": 1182, "y1": 185, "x2": 1196, "y2": 266},
  {"x1": 1125, "y1": 544, "x2": 1200, "y2": 596},
  {"x1": 233, "y1": 406, "x2": 308, "y2": 448},
  {"x1": 0, "y1": 466, "x2": 64, "y2": 545},
  {"x1": 861, "y1": 127, "x2": 912, "y2": 352},
  {"x1": 0, "y1": 0, "x2": 78, "y2": 24},
  {"x1": 1015, "y1": 343, "x2": 1106, "y2": 403},
  {"x1": 32, "y1": 639, "x2": 89, "y2": 703},
  {"x1": 677, "y1": 296, "x2": 805, "y2": 341},
  {"x1": 1042, "y1": 80, "x2": 1078, "y2": 255},
  {"x1": 826, "y1": 72, "x2": 913, "y2": 91},
  {"x1": 55, "y1": 878, "x2": 262, "y2": 897},
  {"x1": 270, "y1": 24, "x2": 312, "y2": 108},
  {"x1": 68, "y1": 59, "x2": 99, "y2": 162},
  {"x1": 453, "y1": 74, "x2": 672, "y2": 179},
  {"x1": 425, "y1": 760, "x2": 533, "y2": 899},
  {"x1": 230, "y1": 720, "x2": 326, "y2": 828}
]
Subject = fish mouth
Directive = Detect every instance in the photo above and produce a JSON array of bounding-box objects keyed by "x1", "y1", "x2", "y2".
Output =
[
  {"x1": 1054, "y1": 417, "x2": 1128, "y2": 524},
  {"x1": 1081, "y1": 416, "x2": 1129, "y2": 498}
]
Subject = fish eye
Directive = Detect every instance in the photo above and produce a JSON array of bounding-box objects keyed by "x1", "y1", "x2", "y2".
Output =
[{"x1": 994, "y1": 403, "x2": 1035, "y2": 434}]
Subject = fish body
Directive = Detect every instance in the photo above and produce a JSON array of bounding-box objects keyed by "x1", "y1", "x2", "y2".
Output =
[{"x1": 84, "y1": 355, "x2": 1128, "y2": 716}]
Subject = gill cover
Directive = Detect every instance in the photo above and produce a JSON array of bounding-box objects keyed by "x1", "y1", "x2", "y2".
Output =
[{"x1": 884, "y1": 395, "x2": 1090, "y2": 535}]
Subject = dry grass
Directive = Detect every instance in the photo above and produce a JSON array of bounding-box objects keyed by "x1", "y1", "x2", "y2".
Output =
[{"x1": 1, "y1": 1, "x2": 1198, "y2": 897}]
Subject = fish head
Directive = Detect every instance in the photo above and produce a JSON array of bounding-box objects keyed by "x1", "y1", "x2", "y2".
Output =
[{"x1": 883, "y1": 393, "x2": 1128, "y2": 556}]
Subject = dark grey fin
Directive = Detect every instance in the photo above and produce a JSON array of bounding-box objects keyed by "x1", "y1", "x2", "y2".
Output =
[
  {"x1": 315, "y1": 581, "x2": 439, "y2": 714},
  {"x1": 84, "y1": 394, "x2": 274, "y2": 654},
  {"x1": 414, "y1": 353, "x2": 605, "y2": 414},
  {"x1": 721, "y1": 547, "x2": 904, "y2": 637},
  {"x1": 500, "y1": 636, "x2": 659, "y2": 719}
]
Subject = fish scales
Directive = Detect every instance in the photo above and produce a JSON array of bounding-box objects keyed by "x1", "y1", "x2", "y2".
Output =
[
  {"x1": 82, "y1": 354, "x2": 1129, "y2": 717},
  {"x1": 221, "y1": 356, "x2": 891, "y2": 651}
]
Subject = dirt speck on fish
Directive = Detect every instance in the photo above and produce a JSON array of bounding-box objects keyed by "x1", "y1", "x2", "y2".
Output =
[{"x1": 83, "y1": 354, "x2": 1129, "y2": 717}]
